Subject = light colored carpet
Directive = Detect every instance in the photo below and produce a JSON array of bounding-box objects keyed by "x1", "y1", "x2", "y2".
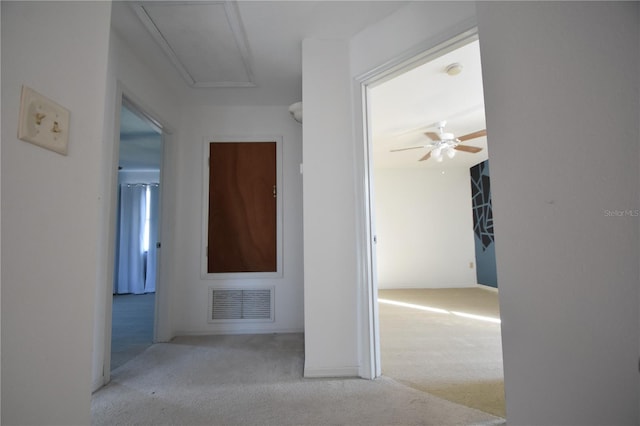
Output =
[
  {"x1": 92, "y1": 333, "x2": 504, "y2": 425},
  {"x1": 378, "y1": 288, "x2": 505, "y2": 418}
]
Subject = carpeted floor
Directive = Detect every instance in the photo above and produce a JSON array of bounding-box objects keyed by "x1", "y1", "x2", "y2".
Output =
[
  {"x1": 378, "y1": 287, "x2": 505, "y2": 418},
  {"x1": 92, "y1": 333, "x2": 504, "y2": 426},
  {"x1": 111, "y1": 293, "x2": 155, "y2": 370}
]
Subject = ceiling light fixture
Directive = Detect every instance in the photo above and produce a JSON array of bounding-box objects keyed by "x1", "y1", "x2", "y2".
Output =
[
  {"x1": 430, "y1": 121, "x2": 458, "y2": 162},
  {"x1": 390, "y1": 120, "x2": 485, "y2": 164},
  {"x1": 446, "y1": 147, "x2": 456, "y2": 159},
  {"x1": 288, "y1": 102, "x2": 302, "y2": 123},
  {"x1": 445, "y1": 62, "x2": 463, "y2": 76}
]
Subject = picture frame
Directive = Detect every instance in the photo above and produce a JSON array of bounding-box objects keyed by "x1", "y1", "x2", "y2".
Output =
[{"x1": 18, "y1": 85, "x2": 70, "y2": 155}]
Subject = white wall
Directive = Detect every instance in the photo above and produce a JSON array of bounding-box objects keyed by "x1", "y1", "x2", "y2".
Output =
[
  {"x1": 374, "y1": 167, "x2": 476, "y2": 289},
  {"x1": 477, "y1": 2, "x2": 639, "y2": 424},
  {"x1": 92, "y1": 25, "x2": 183, "y2": 391},
  {"x1": 302, "y1": 39, "x2": 360, "y2": 377},
  {"x1": 349, "y1": 1, "x2": 478, "y2": 378},
  {"x1": 0, "y1": 4, "x2": 3, "y2": 419},
  {"x1": 119, "y1": 169, "x2": 160, "y2": 185},
  {"x1": 304, "y1": 0, "x2": 640, "y2": 422},
  {"x1": 171, "y1": 105, "x2": 304, "y2": 335},
  {"x1": 107, "y1": 31, "x2": 183, "y2": 347},
  {"x1": 299, "y1": 1, "x2": 477, "y2": 379},
  {"x1": 1, "y1": 2, "x2": 112, "y2": 424},
  {"x1": 350, "y1": 2, "x2": 477, "y2": 78}
]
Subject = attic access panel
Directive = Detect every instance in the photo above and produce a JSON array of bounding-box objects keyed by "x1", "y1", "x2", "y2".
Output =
[{"x1": 134, "y1": 1, "x2": 255, "y2": 88}]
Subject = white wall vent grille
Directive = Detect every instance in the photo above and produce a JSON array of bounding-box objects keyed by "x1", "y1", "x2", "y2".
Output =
[{"x1": 208, "y1": 287, "x2": 274, "y2": 323}]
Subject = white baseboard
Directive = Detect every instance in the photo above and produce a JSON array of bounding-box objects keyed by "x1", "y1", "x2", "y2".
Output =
[
  {"x1": 477, "y1": 283, "x2": 499, "y2": 293},
  {"x1": 173, "y1": 327, "x2": 304, "y2": 337},
  {"x1": 303, "y1": 365, "x2": 360, "y2": 378},
  {"x1": 378, "y1": 283, "x2": 477, "y2": 290},
  {"x1": 91, "y1": 377, "x2": 104, "y2": 393}
]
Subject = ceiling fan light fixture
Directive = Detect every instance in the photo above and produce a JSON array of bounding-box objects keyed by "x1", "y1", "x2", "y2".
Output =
[
  {"x1": 441, "y1": 132, "x2": 455, "y2": 141},
  {"x1": 432, "y1": 146, "x2": 442, "y2": 158},
  {"x1": 446, "y1": 147, "x2": 456, "y2": 159}
]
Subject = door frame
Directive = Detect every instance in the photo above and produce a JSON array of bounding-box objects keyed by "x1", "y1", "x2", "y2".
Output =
[
  {"x1": 354, "y1": 24, "x2": 480, "y2": 379},
  {"x1": 200, "y1": 136, "x2": 284, "y2": 280},
  {"x1": 101, "y1": 82, "x2": 172, "y2": 383}
]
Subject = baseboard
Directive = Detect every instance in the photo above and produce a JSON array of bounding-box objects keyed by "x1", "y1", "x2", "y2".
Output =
[
  {"x1": 303, "y1": 365, "x2": 360, "y2": 378},
  {"x1": 477, "y1": 283, "x2": 499, "y2": 293},
  {"x1": 91, "y1": 376, "x2": 105, "y2": 393},
  {"x1": 173, "y1": 327, "x2": 304, "y2": 337},
  {"x1": 378, "y1": 283, "x2": 477, "y2": 290}
]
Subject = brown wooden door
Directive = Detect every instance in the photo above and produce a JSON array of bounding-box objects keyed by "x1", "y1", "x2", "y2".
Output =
[{"x1": 208, "y1": 142, "x2": 277, "y2": 273}]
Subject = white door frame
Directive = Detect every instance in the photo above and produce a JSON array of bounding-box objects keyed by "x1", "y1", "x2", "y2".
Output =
[
  {"x1": 354, "y1": 24, "x2": 479, "y2": 379},
  {"x1": 101, "y1": 82, "x2": 173, "y2": 383}
]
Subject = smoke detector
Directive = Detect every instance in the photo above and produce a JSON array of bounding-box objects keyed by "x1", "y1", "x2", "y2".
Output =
[{"x1": 445, "y1": 63, "x2": 463, "y2": 76}]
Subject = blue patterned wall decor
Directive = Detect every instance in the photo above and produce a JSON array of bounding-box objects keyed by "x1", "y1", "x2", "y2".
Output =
[
  {"x1": 471, "y1": 161, "x2": 494, "y2": 250},
  {"x1": 470, "y1": 160, "x2": 498, "y2": 287}
]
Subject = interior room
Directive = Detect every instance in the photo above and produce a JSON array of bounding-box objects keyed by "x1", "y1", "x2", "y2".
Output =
[
  {"x1": 369, "y1": 38, "x2": 504, "y2": 417},
  {"x1": 1, "y1": 2, "x2": 638, "y2": 425},
  {"x1": 370, "y1": 39, "x2": 493, "y2": 291},
  {"x1": 110, "y1": 102, "x2": 162, "y2": 370}
]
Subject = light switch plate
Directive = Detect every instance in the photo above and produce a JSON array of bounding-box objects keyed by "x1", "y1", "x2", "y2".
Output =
[{"x1": 18, "y1": 85, "x2": 70, "y2": 155}]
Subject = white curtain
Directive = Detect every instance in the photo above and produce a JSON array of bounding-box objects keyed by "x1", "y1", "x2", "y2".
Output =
[
  {"x1": 115, "y1": 184, "x2": 147, "y2": 294},
  {"x1": 145, "y1": 184, "x2": 159, "y2": 292}
]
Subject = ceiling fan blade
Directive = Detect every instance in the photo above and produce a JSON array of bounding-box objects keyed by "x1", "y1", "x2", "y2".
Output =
[
  {"x1": 424, "y1": 132, "x2": 440, "y2": 141},
  {"x1": 390, "y1": 146, "x2": 424, "y2": 153},
  {"x1": 418, "y1": 151, "x2": 431, "y2": 162},
  {"x1": 458, "y1": 129, "x2": 487, "y2": 142},
  {"x1": 454, "y1": 144, "x2": 483, "y2": 154}
]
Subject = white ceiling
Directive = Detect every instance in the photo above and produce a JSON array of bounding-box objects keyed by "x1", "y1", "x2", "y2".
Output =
[
  {"x1": 111, "y1": 1, "x2": 408, "y2": 105},
  {"x1": 132, "y1": 2, "x2": 255, "y2": 88},
  {"x1": 112, "y1": 1, "x2": 487, "y2": 171},
  {"x1": 371, "y1": 39, "x2": 488, "y2": 170}
]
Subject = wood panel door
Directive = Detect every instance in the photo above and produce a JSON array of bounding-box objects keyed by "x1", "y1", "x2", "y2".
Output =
[{"x1": 208, "y1": 142, "x2": 277, "y2": 273}]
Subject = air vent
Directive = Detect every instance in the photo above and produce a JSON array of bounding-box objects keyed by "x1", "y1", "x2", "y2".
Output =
[{"x1": 208, "y1": 287, "x2": 274, "y2": 322}]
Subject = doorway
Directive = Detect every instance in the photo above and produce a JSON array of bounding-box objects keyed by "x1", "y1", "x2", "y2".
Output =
[
  {"x1": 110, "y1": 98, "x2": 163, "y2": 371},
  {"x1": 361, "y1": 29, "x2": 504, "y2": 417}
]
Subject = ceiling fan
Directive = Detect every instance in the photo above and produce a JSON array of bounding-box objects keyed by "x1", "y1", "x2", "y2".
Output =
[{"x1": 390, "y1": 121, "x2": 486, "y2": 162}]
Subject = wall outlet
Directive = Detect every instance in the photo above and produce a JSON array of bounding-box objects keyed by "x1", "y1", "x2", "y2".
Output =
[{"x1": 469, "y1": 261, "x2": 474, "y2": 269}]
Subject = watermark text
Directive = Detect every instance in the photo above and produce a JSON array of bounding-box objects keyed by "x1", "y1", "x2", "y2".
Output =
[{"x1": 604, "y1": 209, "x2": 639, "y2": 217}]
